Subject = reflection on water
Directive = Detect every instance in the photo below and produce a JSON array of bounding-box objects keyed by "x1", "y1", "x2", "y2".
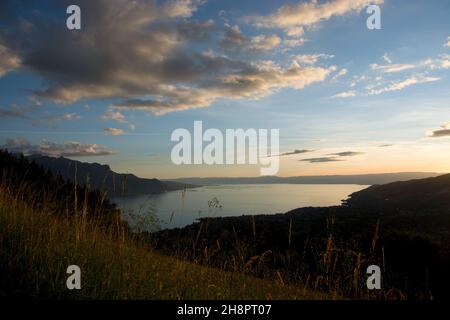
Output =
[{"x1": 112, "y1": 184, "x2": 368, "y2": 232}]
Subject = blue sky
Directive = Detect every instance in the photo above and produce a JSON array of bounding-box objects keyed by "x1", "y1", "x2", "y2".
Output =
[{"x1": 1, "y1": 0, "x2": 450, "y2": 178}]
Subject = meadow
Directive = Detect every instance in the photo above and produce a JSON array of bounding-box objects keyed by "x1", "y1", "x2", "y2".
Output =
[{"x1": 0, "y1": 151, "x2": 326, "y2": 299}]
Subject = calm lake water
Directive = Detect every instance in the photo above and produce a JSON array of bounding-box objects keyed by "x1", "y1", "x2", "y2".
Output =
[{"x1": 112, "y1": 184, "x2": 369, "y2": 231}]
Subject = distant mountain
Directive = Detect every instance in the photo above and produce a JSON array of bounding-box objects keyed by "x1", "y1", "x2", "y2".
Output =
[
  {"x1": 27, "y1": 155, "x2": 193, "y2": 196},
  {"x1": 169, "y1": 172, "x2": 442, "y2": 186}
]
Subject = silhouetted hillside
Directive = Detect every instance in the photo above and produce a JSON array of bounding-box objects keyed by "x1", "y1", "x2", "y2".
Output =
[
  {"x1": 344, "y1": 173, "x2": 450, "y2": 210},
  {"x1": 0, "y1": 150, "x2": 121, "y2": 225},
  {"x1": 27, "y1": 154, "x2": 193, "y2": 196}
]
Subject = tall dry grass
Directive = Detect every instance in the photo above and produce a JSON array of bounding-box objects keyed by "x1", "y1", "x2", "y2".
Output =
[{"x1": 0, "y1": 172, "x2": 326, "y2": 299}]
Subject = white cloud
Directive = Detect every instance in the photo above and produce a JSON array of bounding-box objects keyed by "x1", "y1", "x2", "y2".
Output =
[
  {"x1": 370, "y1": 63, "x2": 416, "y2": 73},
  {"x1": 101, "y1": 110, "x2": 127, "y2": 123},
  {"x1": 370, "y1": 54, "x2": 450, "y2": 74},
  {"x1": 48, "y1": 113, "x2": 81, "y2": 122},
  {"x1": 444, "y1": 36, "x2": 450, "y2": 48},
  {"x1": 293, "y1": 54, "x2": 334, "y2": 65},
  {"x1": 100, "y1": 109, "x2": 135, "y2": 130},
  {"x1": 252, "y1": 0, "x2": 384, "y2": 35},
  {"x1": 250, "y1": 34, "x2": 282, "y2": 50},
  {"x1": 221, "y1": 25, "x2": 283, "y2": 52},
  {"x1": 332, "y1": 68, "x2": 348, "y2": 80},
  {"x1": 283, "y1": 38, "x2": 306, "y2": 47},
  {"x1": 438, "y1": 54, "x2": 450, "y2": 69},
  {"x1": 286, "y1": 26, "x2": 304, "y2": 38},
  {"x1": 0, "y1": 44, "x2": 20, "y2": 77},
  {"x1": 382, "y1": 53, "x2": 392, "y2": 64},
  {"x1": 332, "y1": 90, "x2": 356, "y2": 98},
  {"x1": 161, "y1": 0, "x2": 199, "y2": 18},
  {"x1": 104, "y1": 128, "x2": 126, "y2": 136},
  {"x1": 368, "y1": 74, "x2": 440, "y2": 95}
]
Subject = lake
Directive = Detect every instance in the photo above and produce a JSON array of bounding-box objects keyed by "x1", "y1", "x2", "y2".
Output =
[{"x1": 112, "y1": 184, "x2": 369, "y2": 232}]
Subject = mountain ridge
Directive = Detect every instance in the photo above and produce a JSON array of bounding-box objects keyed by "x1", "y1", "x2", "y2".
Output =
[
  {"x1": 168, "y1": 172, "x2": 443, "y2": 186},
  {"x1": 27, "y1": 154, "x2": 193, "y2": 196}
]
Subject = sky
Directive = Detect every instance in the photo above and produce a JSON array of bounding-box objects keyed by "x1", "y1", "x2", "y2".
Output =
[{"x1": 1, "y1": 0, "x2": 450, "y2": 179}]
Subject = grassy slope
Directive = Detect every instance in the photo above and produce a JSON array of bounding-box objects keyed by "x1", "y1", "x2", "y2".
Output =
[{"x1": 0, "y1": 196, "x2": 328, "y2": 300}]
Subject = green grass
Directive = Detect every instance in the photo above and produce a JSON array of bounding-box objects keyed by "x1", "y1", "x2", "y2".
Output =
[{"x1": 0, "y1": 192, "x2": 330, "y2": 300}]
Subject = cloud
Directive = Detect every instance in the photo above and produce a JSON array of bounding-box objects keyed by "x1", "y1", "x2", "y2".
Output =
[
  {"x1": 0, "y1": 104, "x2": 30, "y2": 119},
  {"x1": 437, "y1": 54, "x2": 450, "y2": 69},
  {"x1": 0, "y1": 1, "x2": 334, "y2": 115},
  {"x1": 112, "y1": 60, "x2": 336, "y2": 115},
  {"x1": 300, "y1": 151, "x2": 363, "y2": 163},
  {"x1": 293, "y1": 54, "x2": 334, "y2": 65},
  {"x1": 370, "y1": 63, "x2": 416, "y2": 73},
  {"x1": 382, "y1": 53, "x2": 392, "y2": 64},
  {"x1": 220, "y1": 25, "x2": 248, "y2": 50},
  {"x1": 378, "y1": 144, "x2": 393, "y2": 147},
  {"x1": 300, "y1": 157, "x2": 343, "y2": 163},
  {"x1": 101, "y1": 110, "x2": 127, "y2": 123},
  {"x1": 100, "y1": 109, "x2": 135, "y2": 129},
  {"x1": 283, "y1": 38, "x2": 306, "y2": 47},
  {"x1": 272, "y1": 149, "x2": 314, "y2": 157},
  {"x1": 445, "y1": 36, "x2": 450, "y2": 48},
  {"x1": 428, "y1": 122, "x2": 450, "y2": 138},
  {"x1": 367, "y1": 74, "x2": 440, "y2": 95},
  {"x1": 332, "y1": 90, "x2": 356, "y2": 98},
  {"x1": 0, "y1": 43, "x2": 20, "y2": 77},
  {"x1": 177, "y1": 19, "x2": 215, "y2": 41},
  {"x1": 428, "y1": 129, "x2": 450, "y2": 138},
  {"x1": 332, "y1": 68, "x2": 348, "y2": 80},
  {"x1": 47, "y1": 113, "x2": 81, "y2": 122},
  {"x1": 104, "y1": 128, "x2": 126, "y2": 136},
  {"x1": 286, "y1": 27, "x2": 304, "y2": 38},
  {"x1": 251, "y1": 0, "x2": 383, "y2": 34},
  {"x1": 220, "y1": 25, "x2": 281, "y2": 52},
  {"x1": 1, "y1": 138, "x2": 115, "y2": 157},
  {"x1": 0, "y1": 1, "x2": 202, "y2": 103},
  {"x1": 250, "y1": 34, "x2": 282, "y2": 51},
  {"x1": 328, "y1": 151, "x2": 364, "y2": 157},
  {"x1": 370, "y1": 55, "x2": 450, "y2": 75}
]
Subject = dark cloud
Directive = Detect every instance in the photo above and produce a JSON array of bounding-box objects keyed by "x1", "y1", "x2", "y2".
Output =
[
  {"x1": 220, "y1": 24, "x2": 248, "y2": 50},
  {"x1": 0, "y1": 0, "x2": 334, "y2": 114},
  {"x1": 177, "y1": 19, "x2": 215, "y2": 41},
  {"x1": 328, "y1": 151, "x2": 364, "y2": 157},
  {"x1": 1, "y1": 138, "x2": 115, "y2": 157},
  {"x1": 272, "y1": 149, "x2": 314, "y2": 157},
  {"x1": 0, "y1": 105, "x2": 30, "y2": 119},
  {"x1": 428, "y1": 122, "x2": 450, "y2": 138},
  {"x1": 428, "y1": 129, "x2": 450, "y2": 138},
  {"x1": 378, "y1": 144, "x2": 393, "y2": 147},
  {"x1": 299, "y1": 157, "x2": 342, "y2": 163}
]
